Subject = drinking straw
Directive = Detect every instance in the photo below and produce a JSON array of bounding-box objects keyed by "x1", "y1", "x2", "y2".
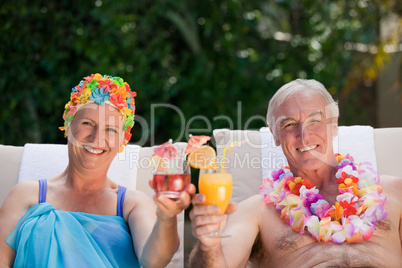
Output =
[
  {"x1": 220, "y1": 140, "x2": 247, "y2": 173},
  {"x1": 220, "y1": 141, "x2": 238, "y2": 173},
  {"x1": 172, "y1": 148, "x2": 185, "y2": 174}
]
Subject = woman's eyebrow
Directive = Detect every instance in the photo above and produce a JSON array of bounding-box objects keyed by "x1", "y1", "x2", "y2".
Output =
[
  {"x1": 106, "y1": 121, "x2": 125, "y2": 130},
  {"x1": 105, "y1": 123, "x2": 120, "y2": 128}
]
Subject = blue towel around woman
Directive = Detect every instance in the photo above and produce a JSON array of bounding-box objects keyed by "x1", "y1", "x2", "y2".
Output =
[{"x1": 6, "y1": 180, "x2": 140, "y2": 267}]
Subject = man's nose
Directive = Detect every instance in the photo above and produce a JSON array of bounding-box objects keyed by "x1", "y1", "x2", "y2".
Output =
[{"x1": 297, "y1": 122, "x2": 312, "y2": 139}]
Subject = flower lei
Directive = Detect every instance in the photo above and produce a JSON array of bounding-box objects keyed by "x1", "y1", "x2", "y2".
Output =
[
  {"x1": 259, "y1": 154, "x2": 388, "y2": 243},
  {"x1": 59, "y1": 73, "x2": 136, "y2": 153}
]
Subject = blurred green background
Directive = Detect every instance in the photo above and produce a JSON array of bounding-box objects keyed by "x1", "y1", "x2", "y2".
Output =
[{"x1": 1, "y1": 0, "x2": 401, "y2": 146}]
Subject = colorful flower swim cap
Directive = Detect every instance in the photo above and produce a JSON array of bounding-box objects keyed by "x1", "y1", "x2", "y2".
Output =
[{"x1": 59, "y1": 73, "x2": 136, "y2": 153}]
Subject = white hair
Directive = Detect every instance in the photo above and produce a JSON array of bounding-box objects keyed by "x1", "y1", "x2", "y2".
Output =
[{"x1": 266, "y1": 79, "x2": 339, "y2": 137}]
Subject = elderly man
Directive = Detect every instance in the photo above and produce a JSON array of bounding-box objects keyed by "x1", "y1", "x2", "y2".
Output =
[{"x1": 189, "y1": 79, "x2": 402, "y2": 267}]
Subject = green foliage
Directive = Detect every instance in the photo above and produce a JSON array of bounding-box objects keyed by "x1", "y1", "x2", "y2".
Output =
[{"x1": 0, "y1": 0, "x2": 399, "y2": 146}]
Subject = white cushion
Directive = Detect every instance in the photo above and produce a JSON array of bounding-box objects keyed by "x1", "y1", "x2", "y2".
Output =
[
  {"x1": 0, "y1": 145, "x2": 24, "y2": 205},
  {"x1": 18, "y1": 144, "x2": 141, "y2": 190},
  {"x1": 373, "y1": 128, "x2": 402, "y2": 177}
]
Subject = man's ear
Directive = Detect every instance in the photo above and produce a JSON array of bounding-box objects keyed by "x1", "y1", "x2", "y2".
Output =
[{"x1": 270, "y1": 127, "x2": 280, "y2": 146}]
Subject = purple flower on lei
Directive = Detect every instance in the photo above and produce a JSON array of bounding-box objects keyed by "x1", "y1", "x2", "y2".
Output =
[
  {"x1": 361, "y1": 202, "x2": 388, "y2": 224},
  {"x1": 300, "y1": 186, "x2": 324, "y2": 214},
  {"x1": 271, "y1": 169, "x2": 285, "y2": 181},
  {"x1": 337, "y1": 158, "x2": 357, "y2": 171}
]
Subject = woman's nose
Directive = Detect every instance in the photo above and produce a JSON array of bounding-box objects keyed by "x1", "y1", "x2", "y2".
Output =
[{"x1": 89, "y1": 127, "x2": 100, "y2": 142}]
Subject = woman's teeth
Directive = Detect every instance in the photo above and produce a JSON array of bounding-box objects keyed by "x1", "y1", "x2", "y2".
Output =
[{"x1": 83, "y1": 145, "x2": 104, "y2": 154}]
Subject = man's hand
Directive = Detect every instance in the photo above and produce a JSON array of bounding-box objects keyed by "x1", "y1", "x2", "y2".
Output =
[{"x1": 189, "y1": 193, "x2": 237, "y2": 247}]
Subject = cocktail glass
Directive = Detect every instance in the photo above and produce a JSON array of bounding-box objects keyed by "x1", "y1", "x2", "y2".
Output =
[
  {"x1": 198, "y1": 168, "x2": 233, "y2": 238},
  {"x1": 152, "y1": 158, "x2": 191, "y2": 200}
]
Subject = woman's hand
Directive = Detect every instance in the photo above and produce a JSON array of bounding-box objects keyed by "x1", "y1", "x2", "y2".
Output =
[{"x1": 149, "y1": 181, "x2": 196, "y2": 220}]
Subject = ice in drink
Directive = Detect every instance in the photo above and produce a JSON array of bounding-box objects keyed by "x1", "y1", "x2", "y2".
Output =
[{"x1": 153, "y1": 174, "x2": 191, "y2": 199}]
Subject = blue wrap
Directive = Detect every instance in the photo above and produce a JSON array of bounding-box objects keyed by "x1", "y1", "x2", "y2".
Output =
[{"x1": 6, "y1": 203, "x2": 140, "y2": 268}]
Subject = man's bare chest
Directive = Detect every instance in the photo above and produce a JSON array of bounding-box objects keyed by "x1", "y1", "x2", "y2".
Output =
[{"x1": 250, "y1": 217, "x2": 396, "y2": 268}]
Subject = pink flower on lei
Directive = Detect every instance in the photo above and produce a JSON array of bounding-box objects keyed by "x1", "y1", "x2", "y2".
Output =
[
  {"x1": 259, "y1": 178, "x2": 274, "y2": 196},
  {"x1": 360, "y1": 202, "x2": 388, "y2": 225},
  {"x1": 358, "y1": 191, "x2": 387, "y2": 214},
  {"x1": 331, "y1": 216, "x2": 356, "y2": 243},
  {"x1": 310, "y1": 199, "x2": 330, "y2": 219},
  {"x1": 277, "y1": 193, "x2": 300, "y2": 219},
  {"x1": 304, "y1": 216, "x2": 343, "y2": 243},
  {"x1": 289, "y1": 206, "x2": 308, "y2": 233},
  {"x1": 344, "y1": 216, "x2": 374, "y2": 242}
]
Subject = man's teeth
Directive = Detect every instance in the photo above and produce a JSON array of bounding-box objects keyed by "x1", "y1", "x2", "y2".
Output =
[
  {"x1": 297, "y1": 145, "x2": 318, "y2": 152},
  {"x1": 83, "y1": 145, "x2": 104, "y2": 154}
]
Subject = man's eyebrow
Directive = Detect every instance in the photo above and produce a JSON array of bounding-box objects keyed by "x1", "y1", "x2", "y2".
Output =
[
  {"x1": 307, "y1": 110, "x2": 324, "y2": 118},
  {"x1": 278, "y1": 111, "x2": 323, "y2": 127},
  {"x1": 279, "y1": 117, "x2": 295, "y2": 127}
]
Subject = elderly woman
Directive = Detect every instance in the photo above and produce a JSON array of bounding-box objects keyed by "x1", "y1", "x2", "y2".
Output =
[{"x1": 0, "y1": 74, "x2": 194, "y2": 267}]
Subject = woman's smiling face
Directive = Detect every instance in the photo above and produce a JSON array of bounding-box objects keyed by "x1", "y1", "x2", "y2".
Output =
[
  {"x1": 67, "y1": 102, "x2": 124, "y2": 171},
  {"x1": 273, "y1": 90, "x2": 338, "y2": 173}
]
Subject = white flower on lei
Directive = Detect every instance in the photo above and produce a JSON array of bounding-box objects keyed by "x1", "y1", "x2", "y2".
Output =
[{"x1": 336, "y1": 192, "x2": 358, "y2": 203}]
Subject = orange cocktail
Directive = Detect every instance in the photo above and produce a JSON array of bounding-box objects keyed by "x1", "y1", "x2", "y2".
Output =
[{"x1": 199, "y1": 171, "x2": 232, "y2": 214}]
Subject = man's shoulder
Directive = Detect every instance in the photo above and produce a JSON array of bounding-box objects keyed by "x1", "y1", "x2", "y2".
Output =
[
  {"x1": 240, "y1": 194, "x2": 265, "y2": 207},
  {"x1": 380, "y1": 175, "x2": 402, "y2": 189},
  {"x1": 380, "y1": 175, "x2": 402, "y2": 203},
  {"x1": 237, "y1": 194, "x2": 277, "y2": 218}
]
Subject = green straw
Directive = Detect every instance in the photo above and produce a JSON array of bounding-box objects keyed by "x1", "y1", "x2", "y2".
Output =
[{"x1": 172, "y1": 148, "x2": 185, "y2": 174}]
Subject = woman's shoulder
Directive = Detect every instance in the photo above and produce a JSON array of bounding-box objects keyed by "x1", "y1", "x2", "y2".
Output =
[
  {"x1": 124, "y1": 188, "x2": 152, "y2": 200},
  {"x1": 0, "y1": 181, "x2": 40, "y2": 223},
  {"x1": 122, "y1": 188, "x2": 155, "y2": 218},
  {"x1": 8, "y1": 181, "x2": 40, "y2": 202}
]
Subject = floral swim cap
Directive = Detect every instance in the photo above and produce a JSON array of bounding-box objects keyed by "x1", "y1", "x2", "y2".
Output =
[{"x1": 59, "y1": 73, "x2": 136, "y2": 153}]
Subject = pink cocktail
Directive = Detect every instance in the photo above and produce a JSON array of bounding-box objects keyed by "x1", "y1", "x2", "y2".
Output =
[{"x1": 153, "y1": 174, "x2": 191, "y2": 199}]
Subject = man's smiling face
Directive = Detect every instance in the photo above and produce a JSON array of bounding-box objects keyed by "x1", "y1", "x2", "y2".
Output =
[{"x1": 273, "y1": 90, "x2": 338, "y2": 173}]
